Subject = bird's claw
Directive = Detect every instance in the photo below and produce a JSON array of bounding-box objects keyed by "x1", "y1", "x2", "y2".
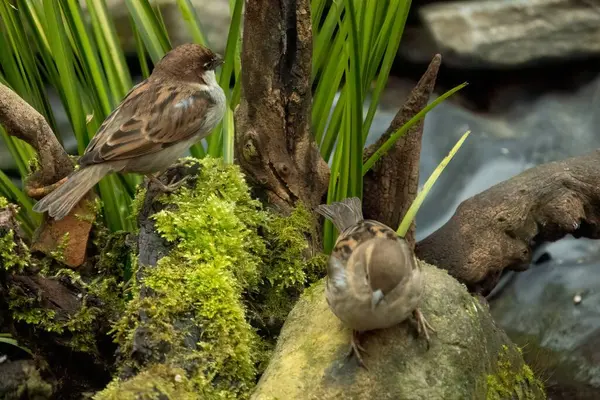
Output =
[
  {"x1": 347, "y1": 330, "x2": 369, "y2": 370},
  {"x1": 148, "y1": 174, "x2": 192, "y2": 193},
  {"x1": 413, "y1": 308, "x2": 435, "y2": 350}
]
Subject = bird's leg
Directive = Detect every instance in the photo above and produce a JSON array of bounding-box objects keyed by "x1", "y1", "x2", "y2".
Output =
[
  {"x1": 146, "y1": 172, "x2": 191, "y2": 193},
  {"x1": 347, "y1": 330, "x2": 368, "y2": 369},
  {"x1": 413, "y1": 308, "x2": 435, "y2": 349}
]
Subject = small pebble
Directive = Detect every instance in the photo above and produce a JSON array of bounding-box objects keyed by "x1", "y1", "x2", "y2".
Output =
[
  {"x1": 174, "y1": 374, "x2": 182, "y2": 383},
  {"x1": 573, "y1": 294, "x2": 582, "y2": 305}
]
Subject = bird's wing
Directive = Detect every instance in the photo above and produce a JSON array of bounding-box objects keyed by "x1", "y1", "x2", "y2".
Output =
[{"x1": 79, "y1": 80, "x2": 215, "y2": 166}]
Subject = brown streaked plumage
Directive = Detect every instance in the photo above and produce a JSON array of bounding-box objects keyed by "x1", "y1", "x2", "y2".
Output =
[
  {"x1": 316, "y1": 197, "x2": 434, "y2": 369},
  {"x1": 33, "y1": 43, "x2": 226, "y2": 220}
]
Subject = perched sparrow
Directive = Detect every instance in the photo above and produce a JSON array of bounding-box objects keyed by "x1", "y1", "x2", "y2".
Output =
[
  {"x1": 316, "y1": 197, "x2": 434, "y2": 368},
  {"x1": 33, "y1": 43, "x2": 226, "y2": 220}
]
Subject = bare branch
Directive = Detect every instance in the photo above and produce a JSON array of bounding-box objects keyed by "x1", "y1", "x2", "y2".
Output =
[
  {"x1": 416, "y1": 150, "x2": 600, "y2": 295},
  {"x1": 362, "y1": 55, "x2": 442, "y2": 249},
  {"x1": 0, "y1": 83, "x2": 72, "y2": 187}
]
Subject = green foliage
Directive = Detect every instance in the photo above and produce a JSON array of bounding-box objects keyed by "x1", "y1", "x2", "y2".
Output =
[
  {"x1": 0, "y1": 227, "x2": 30, "y2": 273},
  {"x1": 0, "y1": 0, "x2": 463, "y2": 241},
  {"x1": 0, "y1": 198, "x2": 30, "y2": 273},
  {"x1": 4, "y1": 234, "x2": 127, "y2": 354},
  {"x1": 94, "y1": 364, "x2": 200, "y2": 400},
  {"x1": 0, "y1": 0, "x2": 244, "y2": 233},
  {"x1": 109, "y1": 158, "x2": 324, "y2": 399}
]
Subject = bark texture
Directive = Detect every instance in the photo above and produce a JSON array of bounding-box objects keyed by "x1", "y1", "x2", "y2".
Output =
[
  {"x1": 234, "y1": 0, "x2": 329, "y2": 213},
  {"x1": 0, "y1": 83, "x2": 72, "y2": 187},
  {"x1": 363, "y1": 55, "x2": 441, "y2": 250},
  {"x1": 416, "y1": 150, "x2": 600, "y2": 295}
]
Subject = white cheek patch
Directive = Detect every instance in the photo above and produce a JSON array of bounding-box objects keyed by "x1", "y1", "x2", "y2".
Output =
[{"x1": 175, "y1": 97, "x2": 194, "y2": 109}]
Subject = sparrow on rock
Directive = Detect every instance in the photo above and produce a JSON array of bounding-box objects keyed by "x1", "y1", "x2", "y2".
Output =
[
  {"x1": 33, "y1": 43, "x2": 226, "y2": 220},
  {"x1": 316, "y1": 197, "x2": 434, "y2": 368}
]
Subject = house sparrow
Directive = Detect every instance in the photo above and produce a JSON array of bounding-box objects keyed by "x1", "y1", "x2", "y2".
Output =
[
  {"x1": 316, "y1": 197, "x2": 434, "y2": 368},
  {"x1": 33, "y1": 43, "x2": 226, "y2": 220}
]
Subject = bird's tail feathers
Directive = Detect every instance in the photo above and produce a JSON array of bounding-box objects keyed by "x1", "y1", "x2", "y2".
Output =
[
  {"x1": 32, "y1": 164, "x2": 110, "y2": 220},
  {"x1": 315, "y1": 197, "x2": 364, "y2": 232}
]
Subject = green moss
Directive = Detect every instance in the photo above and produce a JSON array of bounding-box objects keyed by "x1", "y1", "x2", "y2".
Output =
[
  {"x1": 49, "y1": 232, "x2": 70, "y2": 264},
  {"x1": 486, "y1": 344, "x2": 546, "y2": 400},
  {"x1": 106, "y1": 157, "x2": 325, "y2": 399},
  {"x1": 0, "y1": 199, "x2": 30, "y2": 273},
  {"x1": 0, "y1": 228, "x2": 30, "y2": 273},
  {"x1": 6, "y1": 234, "x2": 126, "y2": 353},
  {"x1": 129, "y1": 186, "x2": 147, "y2": 227},
  {"x1": 74, "y1": 197, "x2": 102, "y2": 224},
  {"x1": 94, "y1": 364, "x2": 198, "y2": 400},
  {"x1": 15, "y1": 361, "x2": 53, "y2": 399}
]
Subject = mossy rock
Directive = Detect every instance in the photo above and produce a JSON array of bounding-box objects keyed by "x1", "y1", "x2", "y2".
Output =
[{"x1": 252, "y1": 262, "x2": 546, "y2": 400}]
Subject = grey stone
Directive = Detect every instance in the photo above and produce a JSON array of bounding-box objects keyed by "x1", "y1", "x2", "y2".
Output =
[
  {"x1": 410, "y1": 0, "x2": 600, "y2": 68},
  {"x1": 489, "y1": 244, "x2": 600, "y2": 398},
  {"x1": 251, "y1": 262, "x2": 545, "y2": 400}
]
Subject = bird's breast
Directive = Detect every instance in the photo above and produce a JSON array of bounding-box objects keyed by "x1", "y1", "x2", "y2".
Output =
[{"x1": 325, "y1": 268, "x2": 424, "y2": 332}]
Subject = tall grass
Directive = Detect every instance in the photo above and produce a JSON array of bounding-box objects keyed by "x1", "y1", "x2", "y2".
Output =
[{"x1": 0, "y1": 0, "x2": 466, "y2": 248}]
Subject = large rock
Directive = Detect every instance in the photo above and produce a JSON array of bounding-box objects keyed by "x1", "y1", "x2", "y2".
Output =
[
  {"x1": 404, "y1": 0, "x2": 600, "y2": 68},
  {"x1": 252, "y1": 261, "x2": 545, "y2": 399}
]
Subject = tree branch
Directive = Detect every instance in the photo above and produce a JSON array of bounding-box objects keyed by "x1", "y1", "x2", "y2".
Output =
[
  {"x1": 416, "y1": 150, "x2": 600, "y2": 295},
  {"x1": 362, "y1": 55, "x2": 442, "y2": 249},
  {"x1": 0, "y1": 83, "x2": 95, "y2": 268},
  {"x1": 0, "y1": 83, "x2": 72, "y2": 188},
  {"x1": 234, "y1": 0, "x2": 329, "y2": 214}
]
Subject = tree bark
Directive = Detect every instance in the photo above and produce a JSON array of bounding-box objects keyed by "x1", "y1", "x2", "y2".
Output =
[
  {"x1": 416, "y1": 149, "x2": 600, "y2": 295},
  {"x1": 234, "y1": 0, "x2": 329, "y2": 215},
  {"x1": 362, "y1": 55, "x2": 441, "y2": 250},
  {"x1": 0, "y1": 83, "x2": 72, "y2": 187},
  {"x1": 0, "y1": 83, "x2": 95, "y2": 267}
]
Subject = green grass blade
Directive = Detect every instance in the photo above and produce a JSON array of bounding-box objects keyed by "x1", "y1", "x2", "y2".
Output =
[
  {"x1": 43, "y1": 0, "x2": 88, "y2": 152},
  {"x1": 362, "y1": 0, "x2": 411, "y2": 142},
  {"x1": 313, "y1": 43, "x2": 346, "y2": 145},
  {"x1": 205, "y1": 0, "x2": 243, "y2": 158},
  {"x1": 61, "y1": 0, "x2": 112, "y2": 117},
  {"x1": 363, "y1": 82, "x2": 468, "y2": 174},
  {"x1": 222, "y1": 108, "x2": 235, "y2": 164},
  {"x1": 175, "y1": 0, "x2": 209, "y2": 46},
  {"x1": 312, "y1": 0, "x2": 344, "y2": 80},
  {"x1": 125, "y1": 0, "x2": 171, "y2": 63},
  {"x1": 397, "y1": 130, "x2": 471, "y2": 236},
  {"x1": 86, "y1": 0, "x2": 133, "y2": 98},
  {"x1": 0, "y1": 333, "x2": 33, "y2": 356},
  {"x1": 0, "y1": 169, "x2": 39, "y2": 234},
  {"x1": 344, "y1": 0, "x2": 364, "y2": 199},
  {"x1": 131, "y1": 19, "x2": 151, "y2": 79},
  {"x1": 320, "y1": 94, "x2": 345, "y2": 161}
]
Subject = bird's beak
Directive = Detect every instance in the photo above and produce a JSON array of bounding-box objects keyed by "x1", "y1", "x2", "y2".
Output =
[{"x1": 213, "y1": 54, "x2": 224, "y2": 69}]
